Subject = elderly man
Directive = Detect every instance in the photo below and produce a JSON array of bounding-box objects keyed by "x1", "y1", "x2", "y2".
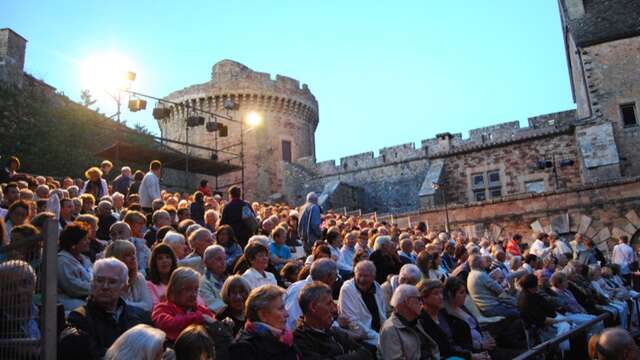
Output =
[
  {"x1": 60, "y1": 258, "x2": 151, "y2": 359},
  {"x1": 467, "y1": 255, "x2": 519, "y2": 318},
  {"x1": 594, "y1": 327, "x2": 638, "y2": 360},
  {"x1": 199, "y1": 244, "x2": 228, "y2": 313},
  {"x1": 294, "y1": 282, "x2": 371, "y2": 359},
  {"x1": 298, "y1": 192, "x2": 322, "y2": 253},
  {"x1": 381, "y1": 263, "x2": 422, "y2": 316},
  {"x1": 285, "y1": 258, "x2": 337, "y2": 330},
  {"x1": 379, "y1": 284, "x2": 439, "y2": 360},
  {"x1": 370, "y1": 235, "x2": 403, "y2": 284},
  {"x1": 180, "y1": 227, "x2": 213, "y2": 274},
  {"x1": 338, "y1": 260, "x2": 387, "y2": 347},
  {"x1": 111, "y1": 166, "x2": 132, "y2": 196},
  {"x1": 143, "y1": 209, "x2": 172, "y2": 248},
  {"x1": 530, "y1": 233, "x2": 550, "y2": 258}
]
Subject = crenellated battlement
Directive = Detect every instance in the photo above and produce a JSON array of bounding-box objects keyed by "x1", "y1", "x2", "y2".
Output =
[{"x1": 299, "y1": 109, "x2": 578, "y2": 176}]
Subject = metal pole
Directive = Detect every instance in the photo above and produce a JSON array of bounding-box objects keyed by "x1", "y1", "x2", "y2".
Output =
[
  {"x1": 41, "y1": 218, "x2": 59, "y2": 360},
  {"x1": 115, "y1": 89, "x2": 121, "y2": 164},
  {"x1": 443, "y1": 187, "x2": 450, "y2": 232},
  {"x1": 240, "y1": 113, "x2": 245, "y2": 192},
  {"x1": 553, "y1": 153, "x2": 560, "y2": 190},
  {"x1": 185, "y1": 125, "x2": 190, "y2": 190}
]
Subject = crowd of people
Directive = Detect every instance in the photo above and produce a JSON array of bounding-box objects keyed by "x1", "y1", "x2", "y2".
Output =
[{"x1": 1, "y1": 154, "x2": 639, "y2": 360}]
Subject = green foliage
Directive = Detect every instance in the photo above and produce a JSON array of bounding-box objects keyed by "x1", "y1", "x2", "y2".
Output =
[{"x1": 0, "y1": 83, "x2": 155, "y2": 178}]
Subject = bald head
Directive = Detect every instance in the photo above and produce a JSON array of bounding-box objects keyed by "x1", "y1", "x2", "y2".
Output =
[{"x1": 597, "y1": 327, "x2": 637, "y2": 360}]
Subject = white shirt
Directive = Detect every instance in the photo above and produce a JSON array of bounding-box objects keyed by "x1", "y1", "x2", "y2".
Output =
[
  {"x1": 284, "y1": 276, "x2": 313, "y2": 330},
  {"x1": 241, "y1": 267, "x2": 277, "y2": 290},
  {"x1": 340, "y1": 245, "x2": 357, "y2": 270},
  {"x1": 338, "y1": 278, "x2": 387, "y2": 346},
  {"x1": 612, "y1": 243, "x2": 636, "y2": 275},
  {"x1": 139, "y1": 171, "x2": 160, "y2": 208},
  {"x1": 530, "y1": 239, "x2": 550, "y2": 258}
]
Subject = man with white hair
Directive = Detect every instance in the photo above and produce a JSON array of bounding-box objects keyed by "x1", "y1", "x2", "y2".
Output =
[
  {"x1": 370, "y1": 235, "x2": 402, "y2": 284},
  {"x1": 298, "y1": 191, "x2": 322, "y2": 253},
  {"x1": 467, "y1": 255, "x2": 519, "y2": 318},
  {"x1": 60, "y1": 258, "x2": 152, "y2": 359},
  {"x1": 338, "y1": 260, "x2": 387, "y2": 348},
  {"x1": 199, "y1": 244, "x2": 228, "y2": 313},
  {"x1": 111, "y1": 166, "x2": 132, "y2": 196},
  {"x1": 285, "y1": 258, "x2": 338, "y2": 330},
  {"x1": 381, "y1": 263, "x2": 422, "y2": 316},
  {"x1": 378, "y1": 284, "x2": 439, "y2": 360}
]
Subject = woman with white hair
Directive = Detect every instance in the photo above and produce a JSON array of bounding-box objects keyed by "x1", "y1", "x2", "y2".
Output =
[
  {"x1": 151, "y1": 267, "x2": 217, "y2": 342},
  {"x1": 199, "y1": 244, "x2": 228, "y2": 313},
  {"x1": 163, "y1": 231, "x2": 188, "y2": 260},
  {"x1": 378, "y1": 284, "x2": 439, "y2": 360},
  {"x1": 104, "y1": 240, "x2": 153, "y2": 311},
  {"x1": 105, "y1": 324, "x2": 166, "y2": 360},
  {"x1": 369, "y1": 235, "x2": 402, "y2": 284}
]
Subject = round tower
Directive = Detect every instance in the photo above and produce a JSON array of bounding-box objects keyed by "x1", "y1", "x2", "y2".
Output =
[{"x1": 158, "y1": 60, "x2": 318, "y2": 201}]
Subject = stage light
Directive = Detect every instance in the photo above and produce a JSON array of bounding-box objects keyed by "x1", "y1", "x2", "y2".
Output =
[{"x1": 247, "y1": 112, "x2": 262, "y2": 127}]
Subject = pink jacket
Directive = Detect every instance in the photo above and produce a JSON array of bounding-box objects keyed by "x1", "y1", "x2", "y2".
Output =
[{"x1": 152, "y1": 301, "x2": 215, "y2": 341}]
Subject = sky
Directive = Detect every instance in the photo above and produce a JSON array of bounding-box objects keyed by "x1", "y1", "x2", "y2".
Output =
[{"x1": 3, "y1": 1, "x2": 575, "y2": 162}]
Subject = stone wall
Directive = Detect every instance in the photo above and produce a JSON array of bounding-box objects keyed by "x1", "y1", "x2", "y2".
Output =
[
  {"x1": 404, "y1": 177, "x2": 640, "y2": 253},
  {"x1": 0, "y1": 28, "x2": 27, "y2": 87}
]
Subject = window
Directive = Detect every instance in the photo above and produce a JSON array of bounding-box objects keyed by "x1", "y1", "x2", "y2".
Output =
[
  {"x1": 472, "y1": 173, "x2": 485, "y2": 188},
  {"x1": 525, "y1": 180, "x2": 545, "y2": 193},
  {"x1": 473, "y1": 189, "x2": 486, "y2": 202},
  {"x1": 470, "y1": 170, "x2": 502, "y2": 201},
  {"x1": 621, "y1": 103, "x2": 638, "y2": 127},
  {"x1": 281, "y1": 140, "x2": 291, "y2": 162}
]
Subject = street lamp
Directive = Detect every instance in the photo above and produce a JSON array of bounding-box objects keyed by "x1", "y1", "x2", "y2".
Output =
[{"x1": 431, "y1": 181, "x2": 450, "y2": 232}]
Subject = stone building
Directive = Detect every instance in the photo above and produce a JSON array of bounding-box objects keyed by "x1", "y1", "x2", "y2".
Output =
[{"x1": 159, "y1": 0, "x2": 640, "y2": 249}]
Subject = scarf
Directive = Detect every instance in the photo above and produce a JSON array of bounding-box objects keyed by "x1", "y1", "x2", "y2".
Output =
[{"x1": 244, "y1": 321, "x2": 295, "y2": 348}]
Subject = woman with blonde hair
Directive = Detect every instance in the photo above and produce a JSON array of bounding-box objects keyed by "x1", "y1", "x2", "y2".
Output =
[
  {"x1": 104, "y1": 240, "x2": 153, "y2": 311},
  {"x1": 80, "y1": 167, "x2": 109, "y2": 201}
]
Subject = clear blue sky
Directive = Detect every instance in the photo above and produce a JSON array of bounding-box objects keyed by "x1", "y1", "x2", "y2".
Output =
[{"x1": 3, "y1": 1, "x2": 574, "y2": 162}]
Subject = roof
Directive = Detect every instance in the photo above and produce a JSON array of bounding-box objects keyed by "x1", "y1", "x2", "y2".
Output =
[
  {"x1": 95, "y1": 142, "x2": 241, "y2": 177},
  {"x1": 560, "y1": 0, "x2": 640, "y2": 47}
]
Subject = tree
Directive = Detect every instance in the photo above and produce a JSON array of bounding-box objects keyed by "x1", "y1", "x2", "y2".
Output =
[{"x1": 80, "y1": 89, "x2": 96, "y2": 108}]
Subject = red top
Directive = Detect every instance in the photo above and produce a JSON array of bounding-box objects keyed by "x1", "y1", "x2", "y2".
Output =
[
  {"x1": 152, "y1": 301, "x2": 215, "y2": 341},
  {"x1": 506, "y1": 239, "x2": 521, "y2": 257},
  {"x1": 198, "y1": 185, "x2": 212, "y2": 197}
]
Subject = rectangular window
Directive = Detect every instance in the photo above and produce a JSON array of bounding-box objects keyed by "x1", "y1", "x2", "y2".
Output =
[
  {"x1": 489, "y1": 187, "x2": 502, "y2": 199},
  {"x1": 281, "y1": 140, "x2": 292, "y2": 162},
  {"x1": 472, "y1": 173, "x2": 485, "y2": 189},
  {"x1": 473, "y1": 189, "x2": 486, "y2": 202},
  {"x1": 525, "y1": 180, "x2": 545, "y2": 193},
  {"x1": 487, "y1": 170, "x2": 501, "y2": 186},
  {"x1": 621, "y1": 103, "x2": 638, "y2": 127}
]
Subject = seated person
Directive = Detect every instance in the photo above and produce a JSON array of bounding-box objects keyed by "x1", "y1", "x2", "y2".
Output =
[
  {"x1": 294, "y1": 282, "x2": 370, "y2": 359},
  {"x1": 466, "y1": 255, "x2": 519, "y2": 318},
  {"x1": 199, "y1": 244, "x2": 228, "y2": 313},
  {"x1": 594, "y1": 327, "x2": 638, "y2": 360},
  {"x1": 57, "y1": 223, "x2": 93, "y2": 312},
  {"x1": 338, "y1": 260, "x2": 386, "y2": 348},
  {"x1": 268, "y1": 226, "x2": 293, "y2": 272},
  {"x1": 60, "y1": 258, "x2": 152, "y2": 359},
  {"x1": 379, "y1": 284, "x2": 439, "y2": 360}
]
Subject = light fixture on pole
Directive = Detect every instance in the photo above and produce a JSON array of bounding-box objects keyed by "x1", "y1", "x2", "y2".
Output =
[{"x1": 431, "y1": 181, "x2": 450, "y2": 232}]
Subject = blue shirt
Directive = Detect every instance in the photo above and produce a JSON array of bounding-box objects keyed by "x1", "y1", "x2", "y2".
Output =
[{"x1": 269, "y1": 242, "x2": 292, "y2": 264}]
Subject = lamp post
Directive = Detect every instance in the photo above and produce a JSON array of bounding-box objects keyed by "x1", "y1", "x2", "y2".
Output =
[
  {"x1": 432, "y1": 181, "x2": 450, "y2": 232},
  {"x1": 108, "y1": 71, "x2": 136, "y2": 164}
]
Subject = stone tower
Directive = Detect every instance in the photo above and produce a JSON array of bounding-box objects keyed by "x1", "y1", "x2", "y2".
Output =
[
  {"x1": 0, "y1": 28, "x2": 27, "y2": 87},
  {"x1": 560, "y1": 0, "x2": 640, "y2": 178},
  {"x1": 158, "y1": 60, "x2": 319, "y2": 200}
]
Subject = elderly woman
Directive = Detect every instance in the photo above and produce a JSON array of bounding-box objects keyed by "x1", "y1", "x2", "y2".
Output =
[
  {"x1": 241, "y1": 243, "x2": 277, "y2": 289},
  {"x1": 151, "y1": 267, "x2": 217, "y2": 342},
  {"x1": 104, "y1": 240, "x2": 153, "y2": 311},
  {"x1": 216, "y1": 225, "x2": 243, "y2": 271},
  {"x1": 58, "y1": 223, "x2": 93, "y2": 312},
  {"x1": 589, "y1": 263, "x2": 629, "y2": 329},
  {"x1": 443, "y1": 277, "x2": 524, "y2": 360},
  {"x1": 217, "y1": 275, "x2": 251, "y2": 336},
  {"x1": 549, "y1": 271, "x2": 604, "y2": 336},
  {"x1": 80, "y1": 167, "x2": 109, "y2": 201},
  {"x1": 379, "y1": 284, "x2": 439, "y2": 360},
  {"x1": 105, "y1": 324, "x2": 166, "y2": 360},
  {"x1": 163, "y1": 231, "x2": 189, "y2": 260},
  {"x1": 199, "y1": 244, "x2": 228, "y2": 313},
  {"x1": 0, "y1": 260, "x2": 40, "y2": 358},
  {"x1": 230, "y1": 284, "x2": 299, "y2": 359}
]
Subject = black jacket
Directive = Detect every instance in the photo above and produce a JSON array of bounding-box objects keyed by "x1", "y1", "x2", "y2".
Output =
[
  {"x1": 229, "y1": 328, "x2": 300, "y2": 360},
  {"x1": 220, "y1": 198, "x2": 254, "y2": 248},
  {"x1": 60, "y1": 298, "x2": 151, "y2": 359},
  {"x1": 369, "y1": 250, "x2": 402, "y2": 285},
  {"x1": 419, "y1": 310, "x2": 471, "y2": 360},
  {"x1": 293, "y1": 322, "x2": 370, "y2": 360},
  {"x1": 517, "y1": 290, "x2": 556, "y2": 328}
]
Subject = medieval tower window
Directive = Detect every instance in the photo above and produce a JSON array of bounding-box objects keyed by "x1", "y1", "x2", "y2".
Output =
[
  {"x1": 470, "y1": 170, "x2": 502, "y2": 201},
  {"x1": 282, "y1": 140, "x2": 292, "y2": 162},
  {"x1": 620, "y1": 103, "x2": 638, "y2": 127}
]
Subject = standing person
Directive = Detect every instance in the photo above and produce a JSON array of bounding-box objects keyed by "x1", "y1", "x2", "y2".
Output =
[
  {"x1": 189, "y1": 191, "x2": 206, "y2": 226},
  {"x1": 197, "y1": 179, "x2": 212, "y2": 197},
  {"x1": 0, "y1": 156, "x2": 20, "y2": 184},
  {"x1": 612, "y1": 236, "x2": 635, "y2": 284},
  {"x1": 111, "y1": 166, "x2": 132, "y2": 197},
  {"x1": 128, "y1": 171, "x2": 145, "y2": 195},
  {"x1": 298, "y1": 192, "x2": 322, "y2": 254},
  {"x1": 80, "y1": 167, "x2": 109, "y2": 201},
  {"x1": 139, "y1": 160, "x2": 162, "y2": 214},
  {"x1": 100, "y1": 160, "x2": 114, "y2": 182},
  {"x1": 220, "y1": 186, "x2": 256, "y2": 249}
]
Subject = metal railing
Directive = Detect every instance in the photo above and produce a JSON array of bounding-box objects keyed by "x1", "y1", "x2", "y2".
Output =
[
  {"x1": 513, "y1": 312, "x2": 610, "y2": 360},
  {"x1": 0, "y1": 218, "x2": 58, "y2": 360}
]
